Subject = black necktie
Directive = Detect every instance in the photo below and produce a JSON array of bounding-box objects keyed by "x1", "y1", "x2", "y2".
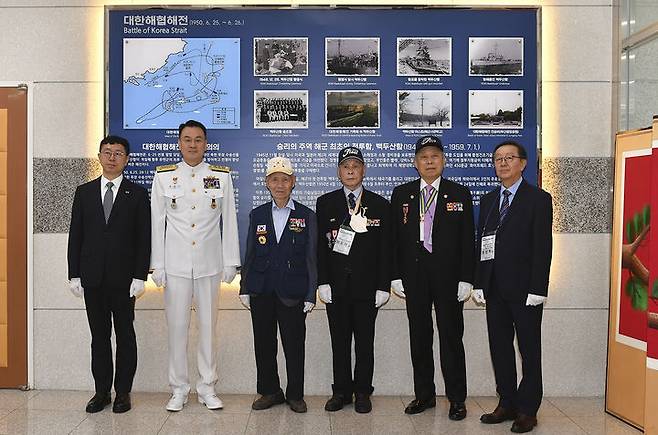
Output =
[
  {"x1": 499, "y1": 189, "x2": 511, "y2": 223},
  {"x1": 348, "y1": 192, "x2": 356, "y2": 210}
]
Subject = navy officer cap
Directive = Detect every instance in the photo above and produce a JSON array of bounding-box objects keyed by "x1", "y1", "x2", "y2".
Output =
[
  {"x1": 338, "y1": 146, "x2": 364, "y2": 165},
  {"x1": 415, "y1": 135, "x2": 444, "y2": 154}
]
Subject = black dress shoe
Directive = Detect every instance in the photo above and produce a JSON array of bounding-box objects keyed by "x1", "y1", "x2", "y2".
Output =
[
  {"x1": 287, "y1": 398, "x2": 308, "y2": 413},
  {"x1": 324, "y1": 393, "x2": 352, "y2": 411},
  {"x1": 85, "y1": 392, "x2": 111, "y2": 413},
  {"x1": 252, "y1": 390, "x2": 285, "y2": 410},
  {"x1": 448, "y1": 401, "x2": 467, "y2": 420},
  {"x1": 511, "y1": 414, "x2": 537, "y2": 433},
  {"x1": 112, "y1": 392, "x2": 131, "y2": 413},
  {"x1": 404, "y1": 397, "x2": 436, "y2": 415},
  {"x1": 480, "y1": 405, "x2": 518, "y2": 424},
  {"x1": 354, "y1": 393, "x2": 372, "y2": 414}
]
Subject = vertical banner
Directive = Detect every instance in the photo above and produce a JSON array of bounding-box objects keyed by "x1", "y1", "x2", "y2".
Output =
[
  {"x1": 106, "y1": 7, "x2": 539, "y2": 254},
  {"x1": 607, "y1": 128, "x2": 652, "y2": 429}
]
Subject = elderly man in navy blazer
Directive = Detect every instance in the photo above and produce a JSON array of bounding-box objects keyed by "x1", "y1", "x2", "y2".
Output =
[
  {"x1": 239, "y1": 156, "x2": 317, "y2": 413},
  {"x1": 473, "y1": 140, "x2": 553, "y2": 433},
  {"x1": 67, "y1": 135, "x2": 151, "y2": 414}
]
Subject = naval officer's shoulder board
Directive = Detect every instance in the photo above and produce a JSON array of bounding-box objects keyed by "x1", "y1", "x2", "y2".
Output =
[
  {"x1": 156, "y1": 164, "x2": 177, "y2": 173},
  {"x1": 209, "y1": 164, "x2": 230, "y2": 173}
]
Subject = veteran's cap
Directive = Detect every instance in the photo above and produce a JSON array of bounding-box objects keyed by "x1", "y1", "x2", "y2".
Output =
[
  {"x1": 338, "y1": 146, "x2": 364, "y2": 166},
  {"x1": 266, "y1": 156, "x2": 294, "y2": 176},
  {"x1": 415, "y1": 135, "x2": 444, "y2": 154}
]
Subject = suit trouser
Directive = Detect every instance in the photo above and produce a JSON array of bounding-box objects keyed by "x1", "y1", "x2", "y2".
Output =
[
  {"x1": 485, "y1": 287, "x2": 543, "y2": 416},
  {"x1": 405, "y1": 250, "x2": 467, "y2": 402},
  {"x1": 84, "y1": 283, "x2": 137, "y2": 394},
  {"x1": 326, "y1": 294, "x2": 378, "y2": 396},
  {"x1": 250, "y1": 293, "x2": 306, "y2": 401},
  {"x1": 164, "y1": 274, "x2": 221, "y2": 396}
]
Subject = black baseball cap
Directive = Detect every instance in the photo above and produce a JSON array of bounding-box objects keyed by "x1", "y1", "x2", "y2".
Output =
[
  {"x1": 415, "y1": 135, "x2": 444, "y2": 154},
  {"x1": 338, "y1": 146, "x2": 365, "y2": 165}
]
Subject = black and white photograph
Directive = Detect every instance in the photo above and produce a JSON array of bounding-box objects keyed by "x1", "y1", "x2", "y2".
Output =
[
  {"x1": 325, "y1": 37, "x2": 379, "y2": 76},
  {"x1": 253, "y1": 37, "x2": 308, "y2": 76},
  {"x1": 469, "y1": 90, "x2": 523, "y2": 129},
  {"x1": 254, "y1": 90, "x2": 309, "y2": 129},
  {"x1": 469, "y1": 37, "x2": 523, "y2": 76},
  {"x1": 397, "y1": 90, "x2": 452, "y2": 129},
  {"x1": 325, "y1": 90, "x2": 379, "y2": 128},
  {"x1": 397, "y1": 38, "x2": 451, "y2": 76}
]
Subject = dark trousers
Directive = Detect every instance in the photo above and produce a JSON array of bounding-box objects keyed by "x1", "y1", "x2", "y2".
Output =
[
  {"x1": 83, "y1": 284, "x2": 137, "y2": 394},
  {"x1": 326, "y1": 294, "x2": 378, "y2": 396},
  {"x1": 485, "y1": 287, "x2": 543, "y2": 416},
  {"x1": 405, "y1": 249, "x2": 467, "y2": 402},
  {"x1": 250, "y1": 294, "x2": 306, "y2": 401}
]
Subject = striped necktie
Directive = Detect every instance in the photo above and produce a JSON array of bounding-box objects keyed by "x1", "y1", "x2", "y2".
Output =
[{"x1": 499, "y1": 189, "x2": 511, "y2": 223}]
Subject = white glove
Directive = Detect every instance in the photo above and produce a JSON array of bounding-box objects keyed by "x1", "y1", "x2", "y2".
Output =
[
  {"x1": 457, "y1": 281, "x2": 473, "y2": 302},
  {"x1": 303, "y1": 302, "x2": 315, "y2": 313},
  {"x1": 472, "y1": 289, "x2": 486, "y2": 305},
  {"x1": 526, "y1": 293, "x2": 547, "y2": 306},
  {"x1": 375, "y1": 290, "x2": 390, "y2": 308},
  {"x1": 69, "y1": 278, "x2": 84, "y2": 298},
  {"x1": 239, "y1": 294, "x2": 250, "y2": 310},
  {"x1": 152, "y1": 269, "x2": 166, "y2": 287},
  {"x1": 222, "y1": 266, "x2": 238, "y2": 284},
  {"x1": 391, "y1": 279, "x2": 405, "y2": 299},
  {"x1": 129, "y1": 279, "x2": 145, "y2": 298},
  {"x1": 318, "y1": 284, "x2": 332, "y2": 304}
]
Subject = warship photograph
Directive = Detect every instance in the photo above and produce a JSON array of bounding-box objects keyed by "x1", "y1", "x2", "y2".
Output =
[
  {"x1": 469, "y1": 37, "x2": 523, "y2": 76},
  {"x1": 397, "y1": 90, "x2": 452, "y2": 129},
  {"x1": 469, "y1": 90, "x2": 523, "y2": 129},
  {"x1": 326, "y1": 90, "x2": 379, "y2": 128},
  {"x1": 397, "y1": 38, "x2": 451, "y2": 76},
  {"x1": 326, "y1": 37, "x2": 380, "y2": 76}
]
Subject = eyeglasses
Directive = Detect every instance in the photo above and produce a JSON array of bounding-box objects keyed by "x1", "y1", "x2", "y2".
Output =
[
  {"x1": 493, "y1": 155, "x2": 521, "y2": 165},
  {"x1": 100, "y1": 150, "x2": 127, "y2": 159}
]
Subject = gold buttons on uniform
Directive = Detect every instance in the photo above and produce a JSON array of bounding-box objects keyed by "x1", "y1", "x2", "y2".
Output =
[
  {"x1": 191, "y1": 223, "x2": 196, "y2": 228},
  {"x1": 191, "y1": 173, "x2": 195, "y2": 178},
  {"x1": 192, "y1": 188, "x2": 196, "y2": 193},
  {"x1": 192, "y1": 205, "x2": 196, "y2": 210},
  {"x1": 192, "y1": 241, "x2": 196, "y2": 245}
]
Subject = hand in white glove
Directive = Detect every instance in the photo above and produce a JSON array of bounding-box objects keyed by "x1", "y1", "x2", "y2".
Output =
[
  {"x1": 222, "y1": 266, "x2": 238, "y2": 284},
  {"x1": 239, "y1": 294, "x2": 250, "y2": 310},
  {"x1": 69, "y1": 278, "x2": 84, "y2": 298},
  {"x1": 303, "y1": 302, "x2": 315, "y2": 313},
  {"x1": 457, "y1": 281, "x2": 473, "y2": 302},
  {"x1": 318, "y1": 284, "x2": 332, "y2": 304},
  {"x1": 152, "y1": 269, "x2": 166, "y2": 287},
  {"x1": 375, "y1": 290, "x2": 390, "y2": 308},
  {"x1": 129, "y1": 278, "x2": 145, "y2": 298},
  {"x1": 472, "y1": 289, "x2": 486, "y2": 305},
  {"x1": 391, "y1": 279, "x2": 405, "y2": 299},
  {"x1": 526, "y1": 293, "x2": 547, "y2": 306}
]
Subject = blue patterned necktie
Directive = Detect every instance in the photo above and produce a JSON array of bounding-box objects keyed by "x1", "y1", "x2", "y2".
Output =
[
  {"x1": 499, "y1": 189, "x2": 511, "y2": 223},
  {"x1": 348, "y1": 192, "x2": 356, "y2": 210}
]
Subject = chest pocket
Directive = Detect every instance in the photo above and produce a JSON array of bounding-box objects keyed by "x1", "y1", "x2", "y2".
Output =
[
  {"x1": 203, "y1": 188, "x2": 223, "y2": 212},
  {"x1": 164, "y1": 187, "x2": 184, "y2": 211}
]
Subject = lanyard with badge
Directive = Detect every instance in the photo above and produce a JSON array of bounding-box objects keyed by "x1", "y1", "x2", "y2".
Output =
[
  {"x1": 419, "y1": 185, "x2": 438, "y2": 223},
  {"x1": 480, "y1": 193, "x2": 504, "y2": 262},
  {"x1": 333, "y1": 192, "x2": 367, "y2": 255}
]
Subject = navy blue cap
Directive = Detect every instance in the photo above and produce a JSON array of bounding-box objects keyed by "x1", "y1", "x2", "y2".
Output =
[
  {"x1": 338, "y1": 146, "x2": 364, "y2": 165},
  {"x1": 415, "y1": 135, "x2": 444, "y2": 154}
]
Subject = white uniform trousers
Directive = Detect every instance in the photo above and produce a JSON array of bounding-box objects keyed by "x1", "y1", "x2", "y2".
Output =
[{"x1": 164, "y1": 273, "x2": 221, "y2": 396}]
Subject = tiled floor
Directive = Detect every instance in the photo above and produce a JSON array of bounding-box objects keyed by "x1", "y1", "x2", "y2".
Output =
[{"x1": 0, "y1": 390, "x2": 640, "y2": 434}]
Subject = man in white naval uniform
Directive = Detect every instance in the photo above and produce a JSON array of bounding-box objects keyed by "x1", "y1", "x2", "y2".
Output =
[{"x1": 151, "y1": 120, "x2": 240, "y2": 412}]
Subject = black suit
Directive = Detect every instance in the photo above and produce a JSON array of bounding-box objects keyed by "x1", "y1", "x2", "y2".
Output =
[
  {"x1": 391, "y1": 178, "x2": 475, "y2": 403},
  {"x1": 316, "y1": 188, "x2": 391, "y2": 395},
  {"x1": 67, "y1": 176, "x2": 151, "y2": 394},
  {"x1": 475, "y1": 179, "x2": 552, "y2": 416}
]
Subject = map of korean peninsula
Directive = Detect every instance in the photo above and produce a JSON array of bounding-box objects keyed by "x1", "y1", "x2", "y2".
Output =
[{"x1": 123, "y1": 38, "x2": 240, "y2": 129}]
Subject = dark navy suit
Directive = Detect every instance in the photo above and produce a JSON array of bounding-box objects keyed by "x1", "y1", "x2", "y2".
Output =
[
  {"x1": 240, "y1": 200, "x2": 317, "y2": 400},
  {"x1": 475, "y1": 179, "x2": 553, "y2": 416}
]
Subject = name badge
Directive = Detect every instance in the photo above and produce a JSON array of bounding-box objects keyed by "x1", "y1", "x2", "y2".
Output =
[
  {"x1": 480, "y1": 233, "x2": 496, "y2": 261},
  {"x1": 333, "y1": 226, "x2": 356, "y2": 256}
]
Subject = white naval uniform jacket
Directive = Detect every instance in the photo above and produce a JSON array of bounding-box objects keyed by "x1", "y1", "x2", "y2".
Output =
[{"x1": 151, "y1": 160, "x2": 241, "y2": 279}]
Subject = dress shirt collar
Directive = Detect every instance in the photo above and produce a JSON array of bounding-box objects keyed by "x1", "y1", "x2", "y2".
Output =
[
  {"x1": 500, "y1": 177, "x2": 523, "y2": 197},
  {"x1": 420, "y1": 176, "x2": 441, "y2": 192},
  {"x1": 343, "y1": 185, "x2": 363, "y2": 200},
  {"x1": 101, "y1": 174, "x2": 123, "y2": 189},
  {"x1": 272, "y1": 197, "x2": 295, "y2": 212}
]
